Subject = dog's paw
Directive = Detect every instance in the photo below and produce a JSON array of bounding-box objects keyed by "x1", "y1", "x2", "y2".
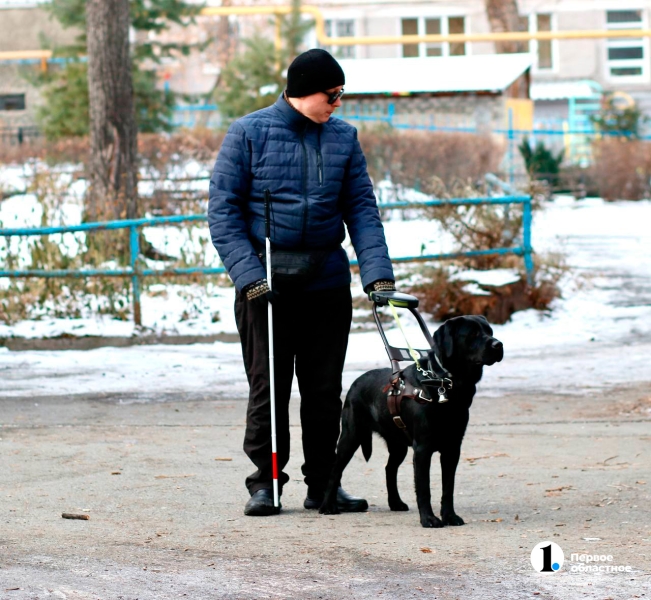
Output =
[
  {"x1": 442, "y1": 512, "x2": 465, "y2": 526},
  {"x1": 389, "y1": 500, "x2": 409, "y2": 511},
  {"x1": 420, "y1": 514, "x2": 444, "y2": 528},
  {"x1": 319, "y1": 503, "x2": 340, "y2": 515}
]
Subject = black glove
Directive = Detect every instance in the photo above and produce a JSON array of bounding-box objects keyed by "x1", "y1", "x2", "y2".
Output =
[
  {"x1": 364, "y1": 279, "x2": 396, "y2": 301},
  {"x1": 243, "y1": 279, "x2": 275, "y2": 305}
]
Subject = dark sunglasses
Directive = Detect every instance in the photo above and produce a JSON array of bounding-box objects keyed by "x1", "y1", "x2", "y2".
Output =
[{"x1": 322, "y1": 88, "x2": 344, "y2": 104}]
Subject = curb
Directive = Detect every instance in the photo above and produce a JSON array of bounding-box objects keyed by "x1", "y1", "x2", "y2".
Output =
[{"x1": 0, "y1": 333, "x2": 240, "y2": 352}]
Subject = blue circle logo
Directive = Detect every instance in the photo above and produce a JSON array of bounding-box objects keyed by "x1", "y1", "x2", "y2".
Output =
[{"x1": 531, "y1": 541, "x2": 564, "y2": 572}]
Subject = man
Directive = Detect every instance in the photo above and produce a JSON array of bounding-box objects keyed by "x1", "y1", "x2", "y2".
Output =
[{"x1": 208, "y1": 49, "x2": 395, "y2": 516}]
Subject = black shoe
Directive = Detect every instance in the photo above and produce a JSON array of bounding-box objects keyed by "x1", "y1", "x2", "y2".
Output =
[
  {"x1": 304, "y1": 487, "x2": 368, "y2": 512},
  {"x1": 303, "y1": 488, "x2": 324, "y2": 510},
  {"x1": 244, "y1": 489, "x2": 281, "y2": 516}
]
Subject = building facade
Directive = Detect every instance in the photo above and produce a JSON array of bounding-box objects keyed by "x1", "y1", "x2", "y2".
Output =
[
  {"x1": 0, "y1": 0, "x2": 78, "y2": 130},
  {"x1": 309, "y1": 0, "x2": 651, "y2": 97},
  {"x1": 2, "y1": 0, "x2": 651, "y2": 131}
]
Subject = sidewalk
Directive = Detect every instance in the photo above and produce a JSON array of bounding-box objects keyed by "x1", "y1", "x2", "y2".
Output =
[{"x1": 1, "y1": 363, "x2": 649, "y2": 599}]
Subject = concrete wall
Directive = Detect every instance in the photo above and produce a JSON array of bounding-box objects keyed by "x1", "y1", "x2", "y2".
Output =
[
  {"x1": 0, "y1": 63, "x2": 42, "y2": 128},
  {"x1": 0, "y1": 6, "x2": 80, "y2": 129},
  {"x1": 0, "y1": 7, "x2": 78, "y2": 52},
  {"x1": 551, "y1": 11, "x2": 603, "y2": 82},
  {"x1": 342, "y1": 93, "x2": 506, "y2": 131},
  {"x1": 364, "y1": 17, "x2": 399, "y2": 59}
]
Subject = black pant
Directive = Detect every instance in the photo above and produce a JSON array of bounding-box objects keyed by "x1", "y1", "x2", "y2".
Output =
[{"x1": 235, "y1": 285, "x2": 352, "y2": 495}]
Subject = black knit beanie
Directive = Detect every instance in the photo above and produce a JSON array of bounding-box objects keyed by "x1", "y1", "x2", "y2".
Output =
[{"x1": 286, "y1": 49, "x2": 345, "y2": 98}]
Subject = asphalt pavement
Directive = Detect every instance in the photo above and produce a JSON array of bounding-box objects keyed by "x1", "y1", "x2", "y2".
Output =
[{"x1": 1, "y1": 360, "x2": 649, "y2": 599}]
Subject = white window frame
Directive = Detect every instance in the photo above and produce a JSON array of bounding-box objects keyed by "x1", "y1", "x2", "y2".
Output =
[
  {"x1": 527, "y1": 13, "x2": 559, "y2": 74},
  {"x1": 400, "y1": 15, "x2": 470, "y2": 59},
  {"x1": 605, "y1": 9, "x2": 650, "y2": 84},
  {"x1": 323, "y1": 18, "x2": 357, "y2": 60}
]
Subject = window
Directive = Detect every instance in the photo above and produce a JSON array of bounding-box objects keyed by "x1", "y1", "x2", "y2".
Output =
[
  {"x1": 536, "y1": 14, "x2": 553, "y2": 70},
  {"x1": 520, "y1": 14, "x2": 555, "y2": 71},
  {"x1": 401, "y1": 16, "x2": 466, "y2": 58},
  {"x1": 448, "y1": 17, "x2": 466, "y2": 56},
  {"x1": 0, "y1": 94, "x2": 26, "y2": 111},
  {"x1": 401, "y1": 18, "x2": 419, "y2": 57},
  {"x1": 323, "y1": 19, "x2": 356, "y2": 59},
  {"x1": 606, "y1": 10, "x2": 648, "y2": 81}
]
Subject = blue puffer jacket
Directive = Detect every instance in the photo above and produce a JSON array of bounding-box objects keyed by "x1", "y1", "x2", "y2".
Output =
[{"x1": 208, "y1": 94, "x2": 394, "y2": 292}]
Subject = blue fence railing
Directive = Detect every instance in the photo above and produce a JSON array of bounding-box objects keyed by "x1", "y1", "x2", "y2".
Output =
[
  {"x1": 376, "y1": 195, "x2": 533, "y2": 282},
  {"x1": 0, "y1": 195, "x2": 533, "y2": 325},
  {"x1": 0, "y1": 215, "x2": 223, "y2": 326}
]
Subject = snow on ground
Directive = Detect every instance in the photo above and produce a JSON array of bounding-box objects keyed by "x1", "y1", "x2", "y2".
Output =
[{"x1": 2, "y1": 178, "x2": 651, "y2": 398}]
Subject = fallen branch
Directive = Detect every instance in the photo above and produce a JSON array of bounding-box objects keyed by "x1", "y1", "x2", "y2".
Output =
[{"x1": 465, "y1": 452, "x2": 509, "y2": 463}]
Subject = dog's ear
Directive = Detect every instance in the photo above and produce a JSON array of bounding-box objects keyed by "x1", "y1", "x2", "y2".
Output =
[
  {"x1": 475, "y1": 315, "x2": 489, "y2": 324},
  {"x1": 434, "y1": 320, "x2": 454, "y2": 359}
]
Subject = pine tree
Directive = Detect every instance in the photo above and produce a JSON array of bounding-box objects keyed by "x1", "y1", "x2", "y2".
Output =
[
  {"x1": 215, "y1": 35, "x2": 285, "y2": 121},
  {"x1": 35, "y1": 0, "x2": 202, "y2": 140},
  {"x1": 518, "y1": 137, "x2": 564, "y2": 187},
  {"x1": 591, "y1": 94, "x2": 649, "y2": 139},
  {"x1": 214, "y1": 0, "x2": 313, "y2": 121}
]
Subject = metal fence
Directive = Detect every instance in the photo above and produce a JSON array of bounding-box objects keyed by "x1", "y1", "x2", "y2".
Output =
[
  {"x1": 0, "y1": 126, "x2": 41, "y2": 146},
  {"x1": 0, "y1": 194, "x2": 533, "y2": 325},
  {"x1": 172, "y1": 104, "x2": 222, "y2": 130}
]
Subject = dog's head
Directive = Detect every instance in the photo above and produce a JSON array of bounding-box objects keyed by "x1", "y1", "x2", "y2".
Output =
[{"x1": 431, "y1": 315, "x2": 504, "y2": 369}]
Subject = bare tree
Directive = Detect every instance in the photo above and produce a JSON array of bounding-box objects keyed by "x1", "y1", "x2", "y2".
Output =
[
  {"x1": 485, "y1": 0, "x2": 528, "y2": 54},
  {"x1": 86, "y1": 0, "x2": 138, "y2": 222}
]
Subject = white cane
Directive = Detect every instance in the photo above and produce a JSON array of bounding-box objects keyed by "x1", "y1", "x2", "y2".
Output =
[{"x1": 264, "y1": 189, "x2": 280, "y2": 511}]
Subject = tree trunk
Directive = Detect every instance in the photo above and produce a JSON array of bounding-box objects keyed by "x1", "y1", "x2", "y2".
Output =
[
  {"x1": 485, "y1": 0, "x2": 528, "y2": 54},
  {"x1": 86, "y1": 0, "x2": 138, "y2": 222}
]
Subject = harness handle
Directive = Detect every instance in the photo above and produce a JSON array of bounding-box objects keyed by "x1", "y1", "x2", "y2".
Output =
[{"x1": 388, "y1": 301, "x2": 423, "y2": 370}]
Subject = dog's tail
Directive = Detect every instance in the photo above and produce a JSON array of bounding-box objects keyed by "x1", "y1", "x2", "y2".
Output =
[{"x1": 361, "y1": 428, "x2": 373, "y2": 462}]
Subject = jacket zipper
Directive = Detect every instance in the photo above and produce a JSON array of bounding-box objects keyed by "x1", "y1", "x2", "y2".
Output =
[
  {"x1": 300, "y1": 128, "x2": 308, "y2": 245},
  {"x1": 316, "y1": 150, "x2": 323, "y2": 186}
]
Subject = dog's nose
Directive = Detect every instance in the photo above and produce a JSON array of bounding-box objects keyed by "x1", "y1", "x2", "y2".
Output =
[{"x1": 491, "y1": 340, "x2": 503, "y2": 351}]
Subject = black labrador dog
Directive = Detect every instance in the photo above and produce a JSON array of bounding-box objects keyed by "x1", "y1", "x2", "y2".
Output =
[{"x1": 320, "y1": 315, "x2": 503, "y2": 528}]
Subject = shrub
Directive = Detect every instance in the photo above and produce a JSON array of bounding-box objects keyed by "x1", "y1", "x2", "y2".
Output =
[
  {"x1": 138, "y1": 130, "x2": 225, "y2": 174},
  {"x1": 592, "y1": 138, "x2": 651, "y2": 200},
  {"x1": 0, "y1": 130, "x2": 226, "y2": 169},
  {"x1": 0, "y1": 136, "x2": 89, "y2": 166},
  {"x1": 519, "y1": 137, "x2": 564, "y2": 188},
  {"x1": 407, "y1": 252, "x2": 566, "y2": 324},
  {"x1": 358, "y1": 127, "x2": 505, "y2": 193},
  {"x1": 591, "y1": 94, "x2": 648, "y2": 138}
]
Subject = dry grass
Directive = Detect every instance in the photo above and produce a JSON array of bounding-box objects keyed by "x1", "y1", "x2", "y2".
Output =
[
  {"x1": 138, "y1": 129, "x2": 225, "y2": 173},
  {"x1": 0, "y1": 136, "x2": 88, "y2": 166},
  {"x1": 0, "y1": 129, "x2": 225, "y2": 171},
  {"x1": 358, "y1": 128, "x2": 505, "y2": 192}
]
